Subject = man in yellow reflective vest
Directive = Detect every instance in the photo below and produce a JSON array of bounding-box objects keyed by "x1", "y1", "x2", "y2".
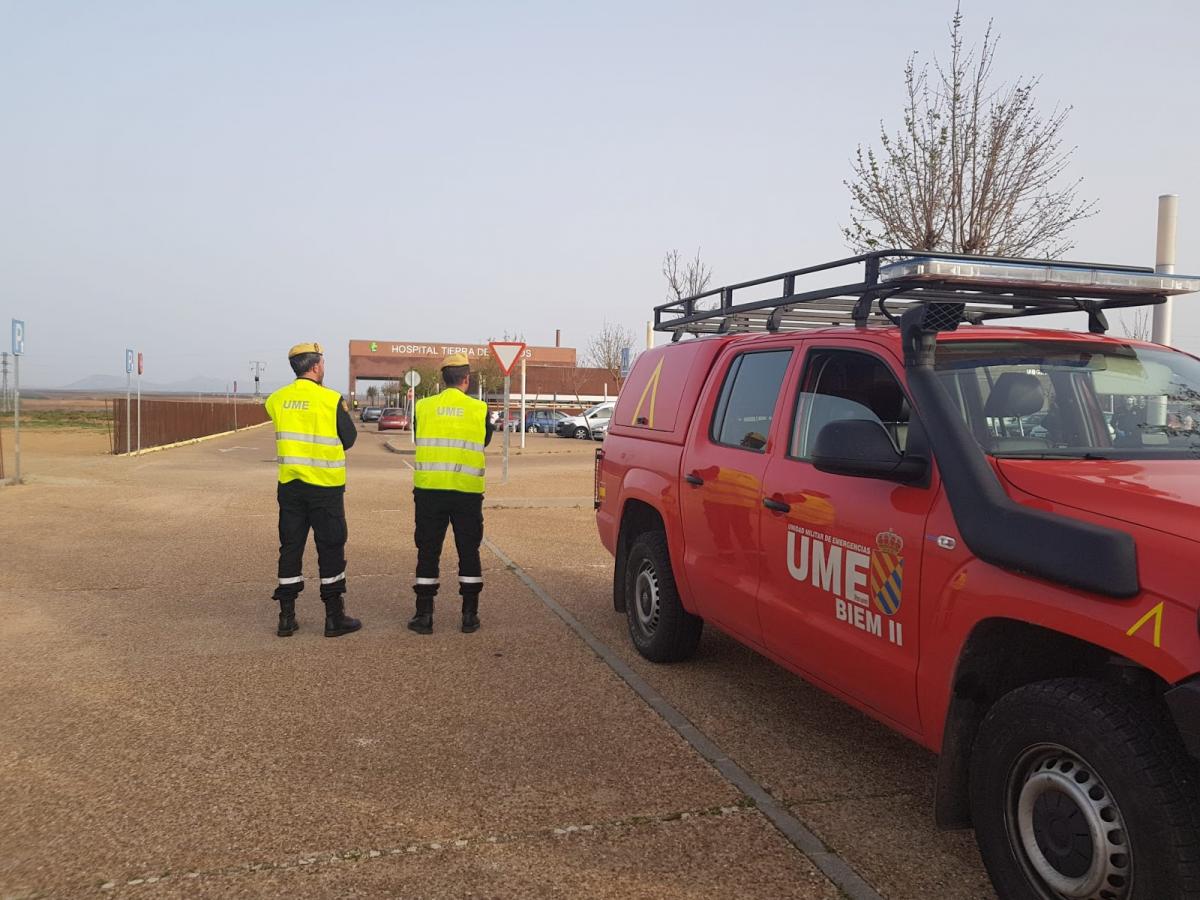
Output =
[
  {"x1": 265, "y1": 342, "x2": 362, "y2": 638},
  {"x1": 408, "y1": 353, "x2": 494, "y2": 634}
]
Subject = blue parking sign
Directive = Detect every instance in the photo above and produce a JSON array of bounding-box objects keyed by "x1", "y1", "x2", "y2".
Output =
[
  {"x1": 126, "y1": 348, "x2": 134, "y2": 374},
  {"x1": 11, "y1": 319, "x2": 24, "y2": 356}
]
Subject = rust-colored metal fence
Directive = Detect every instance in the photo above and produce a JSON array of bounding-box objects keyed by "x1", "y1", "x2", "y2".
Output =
[{"x1": 110, "y1": 399, "x2": 270, "y2": 454}]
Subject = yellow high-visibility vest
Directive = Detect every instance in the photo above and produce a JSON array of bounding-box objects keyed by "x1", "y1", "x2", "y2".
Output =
[
  {"x1": 414, "y1": 388, "x2": 487, "y2": 493},
  {"x1": 265, "y1": 378, "x2": 347, "y2": 488}
]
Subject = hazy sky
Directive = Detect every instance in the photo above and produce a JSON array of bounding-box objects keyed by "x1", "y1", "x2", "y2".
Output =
[{"x1": 3, "y1": 0, "x2": 1199, "y2": 391}]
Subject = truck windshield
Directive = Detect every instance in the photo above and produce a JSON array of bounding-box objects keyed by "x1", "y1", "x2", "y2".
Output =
[{"x1": 934, "y1": 340, "x2": 1200, "y2": 460}]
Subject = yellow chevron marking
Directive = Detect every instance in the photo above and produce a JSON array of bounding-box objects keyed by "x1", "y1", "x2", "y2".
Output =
[
  {"x1": 631, "y1": 358, "x2": 664, "y2": 428},
  {"x1": 1126, "y1": 601, "x2": 1164, "y2": 649}
]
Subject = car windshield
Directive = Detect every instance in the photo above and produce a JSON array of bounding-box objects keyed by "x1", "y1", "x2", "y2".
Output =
[
  {"x1": 934, "y1": 339, "x2": 1200, "y2": 460},
  {"x1": 382, "y1": 408, "x2": 402, "y2": 415}
]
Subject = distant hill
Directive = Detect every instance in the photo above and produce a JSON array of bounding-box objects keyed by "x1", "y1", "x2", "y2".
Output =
[{"x1": 58, "y1": 374, "x2": 283, "y2": 394}]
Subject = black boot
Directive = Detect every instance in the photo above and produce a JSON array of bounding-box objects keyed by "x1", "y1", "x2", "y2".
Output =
[
  {"x1": 407, "y1": 594, "x2": 434, "y2": 635},
  {"x1": 277, "y1": 598, "x2": 298, "y2": 637},
  {"x1": 461, "y1": 594, "x2": 480, "y2": 633},
  {"x1": 323, "y1": 595, "x2": 361, "y2": 638}
]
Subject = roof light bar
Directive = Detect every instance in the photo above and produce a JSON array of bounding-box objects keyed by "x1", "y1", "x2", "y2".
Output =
[{"x1": 879, "y1": 258, "x2": 1200, "y2": 296}]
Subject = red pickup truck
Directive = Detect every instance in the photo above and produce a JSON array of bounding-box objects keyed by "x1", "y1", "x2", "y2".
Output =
[{"x1": 596, "y1": 251, "x2": 1200, "y2": 900}]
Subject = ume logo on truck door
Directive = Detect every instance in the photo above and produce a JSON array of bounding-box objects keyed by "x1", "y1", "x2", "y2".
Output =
[{"x1": 786, "y1": 524, "x2": 905, "y2": 647}]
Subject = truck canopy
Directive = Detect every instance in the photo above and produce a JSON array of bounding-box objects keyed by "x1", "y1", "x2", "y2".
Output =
[{"x1": 610, "y1": 338, "x2": 728, "y2": 444}]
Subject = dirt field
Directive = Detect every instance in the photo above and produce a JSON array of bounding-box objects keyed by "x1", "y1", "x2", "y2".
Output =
[{"x1": 0, "y1": 428, "x2": 993, "y2": 898}]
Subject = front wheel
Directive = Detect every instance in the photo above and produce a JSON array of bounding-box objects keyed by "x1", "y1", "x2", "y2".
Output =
[
  {"x1": 970, "y1": 677, "x2": 1200, "y2": 900},
  {"x1": 574, "y1": 426, "x2": 589, "y2": 439},
  {"x1": 623, "y1": 532, "x2": 702, "y2": 663}
]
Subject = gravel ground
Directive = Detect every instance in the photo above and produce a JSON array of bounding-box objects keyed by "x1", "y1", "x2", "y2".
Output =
[{"x1": 0, "y1": 428, "x2": 991, "y2": 898}]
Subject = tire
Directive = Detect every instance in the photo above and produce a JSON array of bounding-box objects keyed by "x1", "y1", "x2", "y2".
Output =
[
  {"x1": 574, "y1": 426, "x2": 589, "y2": 440},
  {"x1": 970, "y1": 677, "x2": 1200, "y2": 900},
  {"x1": 623, "y1": 532, "x2": 702, "y2": 663}
]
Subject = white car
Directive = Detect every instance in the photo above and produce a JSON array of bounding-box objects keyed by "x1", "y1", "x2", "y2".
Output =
[{"x1": 557, "y1": 402, "x2": 615, "y2": 439}]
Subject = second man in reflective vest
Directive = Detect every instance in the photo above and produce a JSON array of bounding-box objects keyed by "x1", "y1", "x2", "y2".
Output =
[{"x1": 409, "y1": 353, "x2": 494, "y2": 634}]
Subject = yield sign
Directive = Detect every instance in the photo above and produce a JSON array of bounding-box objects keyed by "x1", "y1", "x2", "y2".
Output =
[{"x1": 489, "y1": 341, "x2": 526, "y2": 376}]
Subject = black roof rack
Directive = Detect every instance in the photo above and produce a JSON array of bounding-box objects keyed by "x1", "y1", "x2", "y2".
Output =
[{"x1": 654, "y1": 249, "x2": 1200, "y2": 339}]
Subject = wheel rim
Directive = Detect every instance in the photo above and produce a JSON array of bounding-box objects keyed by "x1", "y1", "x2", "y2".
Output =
[
  {"x1": 575, "y1": 427, "x2": 588, "y2": 439},
  {"x1": 633, "y1": 560, "x2": 661, "y2": 636},
  {"x1": 1006, "y1": 743, "x2": 1132, "y2": 900}
]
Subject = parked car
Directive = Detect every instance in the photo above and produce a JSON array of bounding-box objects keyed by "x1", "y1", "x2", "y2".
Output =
[
  {"x1": 557, "y1": 401, "x2": 615, "y2": 439},
  {"x1": 595, "y1": 249, "x2": 1200, "y2": 900},
  {"x1": 525, "y1": 409, "x2": 569, "y2": 433},
  {"x1": 360, "y1": 406, "x2": 383, "y2": 423},
  {"x1": 590, "y1": 418, "x2": 609, "y2": 441},
  {"x1": 491, "y1": 411, "x2": 521, "y2": 432},
  {"x1": 377, "y1": 408, "x2": 410, "y2": 431}
]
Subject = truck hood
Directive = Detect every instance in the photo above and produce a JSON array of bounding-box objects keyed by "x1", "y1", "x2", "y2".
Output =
[{"x1": 996, "y1": 458, "x2": 1200, "y2": 541}]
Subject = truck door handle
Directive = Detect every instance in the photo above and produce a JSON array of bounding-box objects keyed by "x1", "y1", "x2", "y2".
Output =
[
  {"x1": 763, "y1": 497, "x2": 790, "y2": 513},
  {"x1": 684, "y1": 472, "x2": 704, "y2": 486}
]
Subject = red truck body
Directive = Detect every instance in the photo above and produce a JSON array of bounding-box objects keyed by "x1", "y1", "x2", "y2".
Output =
[
  {"x1": 597, "y1": 298, "x2": 1200, "y2": 898},
  {"x1": 598, "y1": 326, "x2": 1200, "y2": 743}
]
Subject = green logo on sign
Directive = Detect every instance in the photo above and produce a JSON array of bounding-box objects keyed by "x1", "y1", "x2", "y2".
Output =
[{"x1": 370, "y1": 342, "x2": 378, "y2": 352}]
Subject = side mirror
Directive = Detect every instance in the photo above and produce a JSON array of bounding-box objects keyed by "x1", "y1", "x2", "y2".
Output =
[{"x1": 811, "y1": 419, "x2": 927, "y2": 485}]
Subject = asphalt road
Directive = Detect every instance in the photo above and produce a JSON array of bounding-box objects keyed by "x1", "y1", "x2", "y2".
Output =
[{"x1": 0, "y1": 426, "x2": 995, "y2": 898}]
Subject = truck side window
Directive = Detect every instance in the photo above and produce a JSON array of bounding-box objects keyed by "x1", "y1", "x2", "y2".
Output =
[
  {"x1": 710, "y1": 350, "x2": 792, "y2": 452},
  {"x1": 791, "y1": 350, "x2": 910, "y2": 458}
]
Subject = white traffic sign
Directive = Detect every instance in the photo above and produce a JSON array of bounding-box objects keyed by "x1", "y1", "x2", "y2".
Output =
[
  {"x1": 404, "y1": 369, "x2": 421, "y2": 387},
  {"x1": 489, "y1": 341, "x2": 526, "y2": 376},
  {"x1": 11, "y1": 319, "x2": 24, "y2": 356},
  {"x1": 126, "y1": 349, "x2": 135, "y2": 374}
]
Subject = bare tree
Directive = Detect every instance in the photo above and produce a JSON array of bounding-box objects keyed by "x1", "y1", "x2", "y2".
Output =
[
  {"x1": 584, "y1": 321, "x2": 636, "y2": 387},
  {"x1": 844, "y1": 8, "x2": 1095, "y2": 258},
  {"x1": 1120, "y1": 308, "x2": 1152, "y2": 342},
  {"x1": 474, "y1": 353, "x2": 503, "y2": 398},
  {"x1": 663, "y1": 248, "x2": 714, "y2": 301}
]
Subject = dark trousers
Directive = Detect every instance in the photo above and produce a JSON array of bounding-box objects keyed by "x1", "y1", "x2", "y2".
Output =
[
  {"x1": 273, "y1": 481, "x2": 348, "y2": 602},
  {"x1": 413, "y1": 488, "x2": 483, "y2": 598}
]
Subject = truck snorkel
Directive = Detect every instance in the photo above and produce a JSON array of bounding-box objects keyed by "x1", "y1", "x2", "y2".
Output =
[{"x1": 898, "y1": 303, "x2": 1139, "y2": 598}]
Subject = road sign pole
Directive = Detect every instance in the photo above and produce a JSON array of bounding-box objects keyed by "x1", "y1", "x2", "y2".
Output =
[
  {"x1": 503, "y1": 374, "x2": 510, "y2": 484},
  {"x1": 136, "y1": 369, "x2": 142, "y2": 455},
  {"x1": 520, "y1": 356, "x2": 526, "y2": 449},
  {"x1": 12, "y1": 353, "x2": 19, "y2": 483},
  {"x1": 10, "y1": 319, "x2": 24, "y2": 483},
  {"x1": 126, "y1": 372, "x2": 131, "y2": 456},
  {"x1": 404, "y1": 370, "x2": 422, "y2": 446},
  {"x1": 487, "y1": 341, "x2": 526, "y2": 484}
]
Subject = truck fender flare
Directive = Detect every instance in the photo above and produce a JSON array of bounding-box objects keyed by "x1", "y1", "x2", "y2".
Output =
[{"x1": 612, "y1": 470, "x2": 681, "y2": 613}]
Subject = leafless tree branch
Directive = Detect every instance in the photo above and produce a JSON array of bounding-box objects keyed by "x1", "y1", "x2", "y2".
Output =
[
  {"x1": 1120, "y1": 308, "x2": 1152, "y2": 342},
  {"x1": 663, "y1": 248, "x2": 714, "y2": 301},
  {"x1": 843, "y1": 6, "x2": 1096, "y2": 257},
  {"x1": 583, "y1": 321, "x2": 636, "y2": 387}
]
